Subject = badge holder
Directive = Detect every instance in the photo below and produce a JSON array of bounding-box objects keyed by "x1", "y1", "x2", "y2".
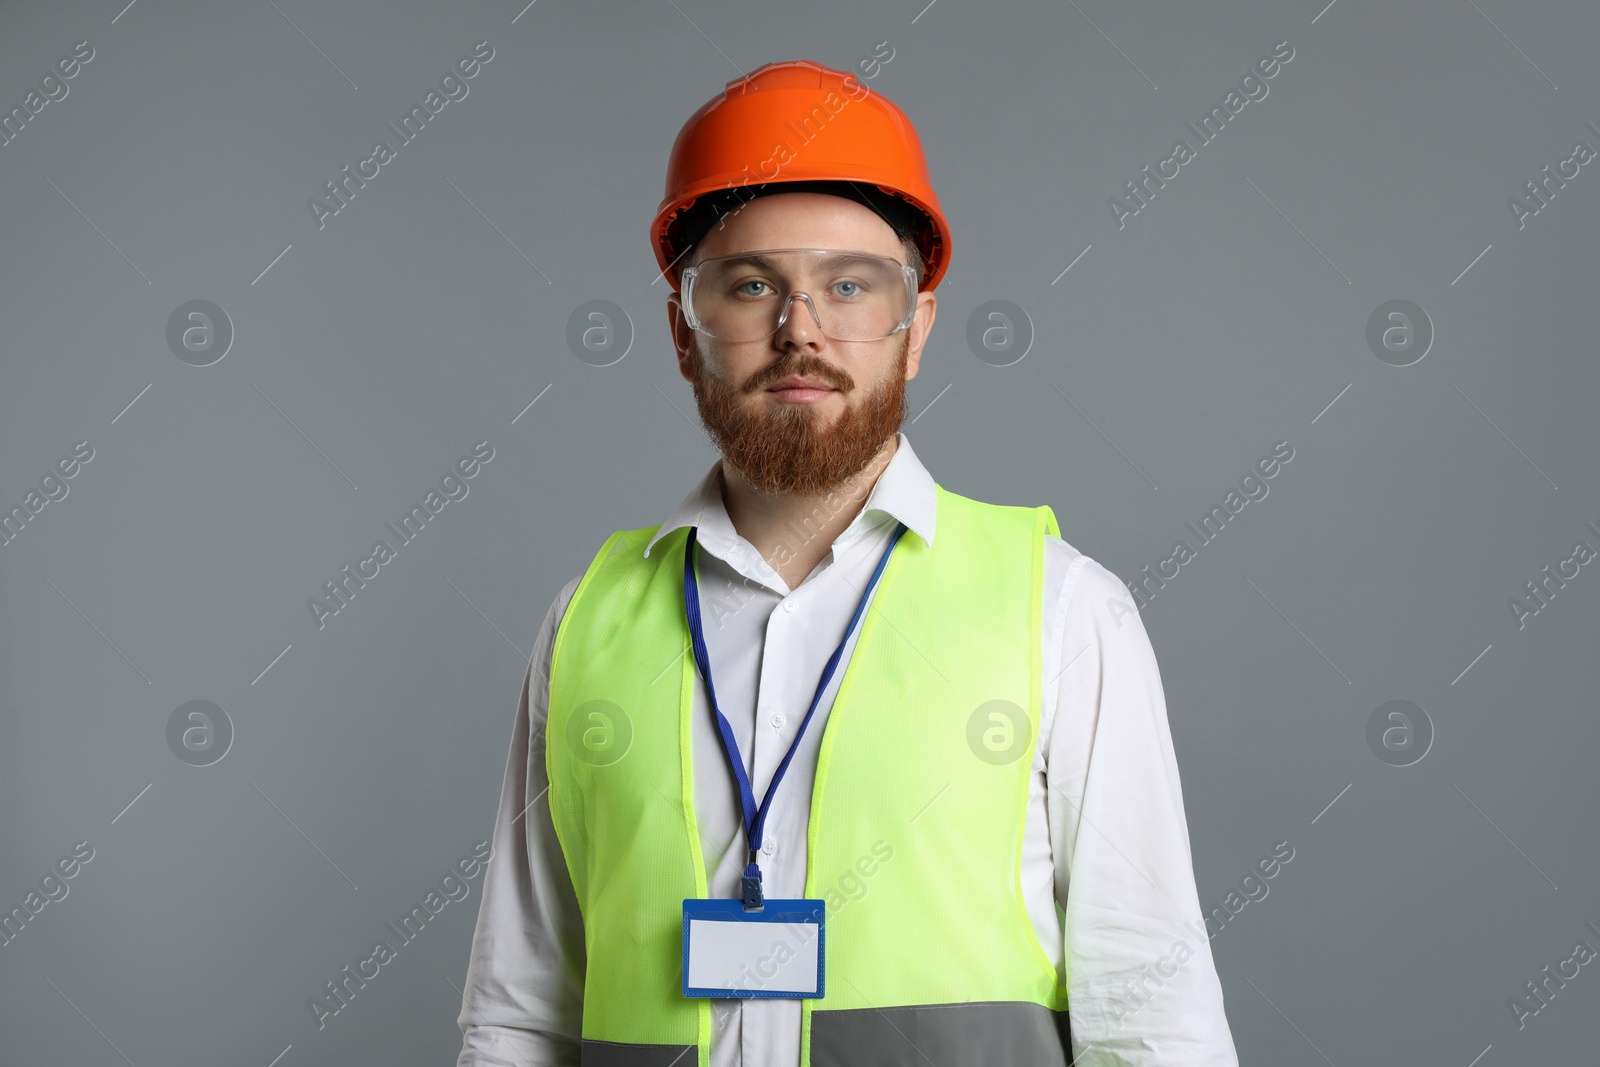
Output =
[{"x1": 682, "y1": 896, "x2": 826, "y2": 999}]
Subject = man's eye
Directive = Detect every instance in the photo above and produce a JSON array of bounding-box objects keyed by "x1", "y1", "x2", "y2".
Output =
[
  {"x1": 736, "y1": 280, "x2": 773, "y2": 297},
  {"x1": 833, "y1": 281, "x2": 863, "y2": 298}
]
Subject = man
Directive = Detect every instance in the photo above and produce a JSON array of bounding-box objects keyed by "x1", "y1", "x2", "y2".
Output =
[{"x1": 456, "y1": 60, "x2": 1239, "y2": 1066}]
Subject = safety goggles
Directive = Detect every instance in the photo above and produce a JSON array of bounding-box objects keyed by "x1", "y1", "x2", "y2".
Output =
[{"x1": 679, "y1": 248, "x2": 919, "y2": 343}]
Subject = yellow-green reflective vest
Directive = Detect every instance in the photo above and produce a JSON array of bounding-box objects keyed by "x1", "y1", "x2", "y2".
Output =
[{"x1": 547, "y1": 484, "x2": 1072, "y2": 1067}]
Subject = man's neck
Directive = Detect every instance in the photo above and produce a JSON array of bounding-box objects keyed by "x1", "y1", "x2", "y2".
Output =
[{"x1": 719, "y1": 435, "x2": 899, "y2": 591}]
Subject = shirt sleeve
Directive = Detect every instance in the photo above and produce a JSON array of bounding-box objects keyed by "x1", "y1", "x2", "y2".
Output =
[
  {"x1": 1047, "y1": 556, "x2": 1240, "y2": 1066},
  {"x1": 456, "y1": 579, "x2": 587, "y2": 1067}
]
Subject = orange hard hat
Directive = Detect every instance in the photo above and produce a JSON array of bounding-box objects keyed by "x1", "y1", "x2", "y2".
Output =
[{"x1": 651, "y1": 59, "x2": 952, "y2": 292}]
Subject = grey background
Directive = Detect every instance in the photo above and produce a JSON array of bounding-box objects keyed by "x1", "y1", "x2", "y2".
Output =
[{"x1": 3, "y1": 0, "x2": 1597, "y2": 1064}]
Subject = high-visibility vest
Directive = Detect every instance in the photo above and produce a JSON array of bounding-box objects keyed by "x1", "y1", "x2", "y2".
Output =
[{"x1": 546, "y1": 483, "x2": 1071, "y2": 1067}]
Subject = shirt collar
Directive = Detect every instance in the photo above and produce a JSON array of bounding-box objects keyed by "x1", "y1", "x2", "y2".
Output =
[{"x1": 642, "y1": 431, "x2": 936, "y2": 566}]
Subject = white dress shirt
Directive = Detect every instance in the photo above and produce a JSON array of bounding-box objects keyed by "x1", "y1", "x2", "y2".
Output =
[{"x1": 455, "y1": 432, "x2": 1239, "y2": 1066}]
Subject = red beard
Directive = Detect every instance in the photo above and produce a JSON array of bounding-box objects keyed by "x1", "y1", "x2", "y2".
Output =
[{"x1": 688, "y1": 334, "x2": 910, "y2": 496}]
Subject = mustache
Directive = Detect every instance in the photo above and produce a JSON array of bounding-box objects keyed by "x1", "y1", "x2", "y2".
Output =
[{"x1": 742, "y1": 358, "x2": 854, "y2": 394}]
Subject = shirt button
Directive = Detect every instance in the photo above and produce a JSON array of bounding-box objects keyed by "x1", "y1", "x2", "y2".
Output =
[
  {"x1": 762, "y1": 839, "x2": 777, "y2": 856},
  {"x1": 770, "y1": 712, "x2": 786, "y2": 729},
  {"x1": 782, "y1": 598, "x2": 796, "y2": 613}
]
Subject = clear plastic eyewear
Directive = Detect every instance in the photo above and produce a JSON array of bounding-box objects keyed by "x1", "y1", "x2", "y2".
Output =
[{"x1": 679, "y1": 247, "x2": 919, "y2": 343}]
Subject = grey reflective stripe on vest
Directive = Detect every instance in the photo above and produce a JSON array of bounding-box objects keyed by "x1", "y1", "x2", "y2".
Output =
[
  {"x1": 580, "y1": 1038, "x2": 696, "y2": 1067},
  {"x1": 811, "y1": 1001, "x2": 1072, "y2": 1067}
]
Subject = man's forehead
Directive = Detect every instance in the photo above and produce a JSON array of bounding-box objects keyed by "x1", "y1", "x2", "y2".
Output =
[
  {"x1": 697, "y1": 192, "x2": 904, "y2": 258},
  {"x1": 701, "y1": 249, "x2": 899, "y2": 268}
]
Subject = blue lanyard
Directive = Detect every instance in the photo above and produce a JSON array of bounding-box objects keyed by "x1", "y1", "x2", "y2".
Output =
[{"x1": 683, "y1": 520, "x2": 908, "y2": 909}]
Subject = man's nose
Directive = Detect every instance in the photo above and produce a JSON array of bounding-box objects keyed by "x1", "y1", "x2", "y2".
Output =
[{"x1": 773, "y1": 290, "x2": 825, "y2": 347}]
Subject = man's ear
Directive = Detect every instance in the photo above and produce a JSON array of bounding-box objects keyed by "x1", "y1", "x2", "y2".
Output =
[
  {"x1": 904, "y1": 290, "x2": 937, "y2": 382},
  {"x1": 667, "y1": 294, "x2": 695, "y2": 382}
]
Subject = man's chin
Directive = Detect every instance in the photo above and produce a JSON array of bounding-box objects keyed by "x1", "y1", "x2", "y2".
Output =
[{"x1": 691, "y1": 361, "x2": 906, "y2": 496}]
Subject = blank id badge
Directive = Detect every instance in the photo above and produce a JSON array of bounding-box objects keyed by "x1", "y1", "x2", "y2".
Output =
[{"x1": 682, "y1": 899, "x2": 826, "y2": 998}]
